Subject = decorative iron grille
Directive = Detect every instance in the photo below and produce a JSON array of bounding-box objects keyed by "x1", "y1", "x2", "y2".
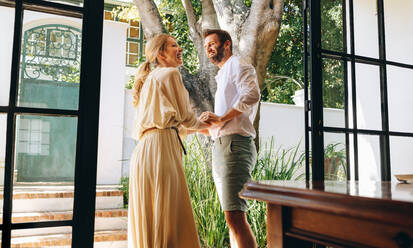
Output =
[{"x1": 21, "y1": 24, "x2": 81, "y2": 83}]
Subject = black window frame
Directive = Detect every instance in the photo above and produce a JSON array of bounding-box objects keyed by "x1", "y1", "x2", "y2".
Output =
[
  {"x1": 0, "y1": 0, "x2": 104, "y2": 247},
  {"x1": 305, "y1": 0, "x2": 413, "y2": 181}
]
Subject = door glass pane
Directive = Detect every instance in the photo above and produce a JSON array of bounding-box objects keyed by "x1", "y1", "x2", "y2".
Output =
[
  {"x1": 353, "y1": 0, "x2": 379, "y2": 59},
  {"x1": 11, "y1": 226, "x2": 72, "y2": 247},
  {"x1": 346, "y1": 61, "x2": 354, "y2": 129},
  {"x1": 348, "y1": 133, "x2": 355, "y2": 181},
  {"x1": 324, "y1": 132, "x2": 347, "y2": 181},
  {"x1": 17, "y1": 10, "x2": 82, "y2": 110},
  {"x1": 12, "y1": 114, "x2": 76, "y2": 223},
  {"x1": 390, "y1": 136, "x2": 413, "y2": 182},
  {"x1": 0, "y1": 114, "x2": 6, "y2": 224},
  {"x1": 355, "y1": 63, "x2": 382, "y2": 130},
  {"x1": 43, "y1": 0, "x2": 83, "y2": 7},
  {"x1": 0, "y1": 6, "x2": 15, "y2": 106},
  {"x1": 321, "y1": 0, "x2": 344, "y2": 52},
  {"x1": 387, "y1": 66, "x2": 413, "y2": 133},
  {"x1": 322, "y1": 58, "x2": 345, "y2": 128},
  {"x1": 92, "y1": 15, "x2": 129, "y2": 246},
  {"x1": 358, "y1": 134, "x2": 380, "y2": 181},
  {"x1": 384, "y1": 0, "x2": 413, "y2": 65}
]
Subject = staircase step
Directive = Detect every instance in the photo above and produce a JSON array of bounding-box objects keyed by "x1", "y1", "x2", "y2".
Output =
[
  {"x1": 10, "y1": 209, "x2": 127, "y2": 223},
  {"x1": 0, "y1": 185, "x2": 124, "y2": 212},
  {"x1": 8, "y1": 230, "x2": 127, "y2": 248},
  {"x1": 9, "y1": 209, "x2": 127, "y2": 237}
]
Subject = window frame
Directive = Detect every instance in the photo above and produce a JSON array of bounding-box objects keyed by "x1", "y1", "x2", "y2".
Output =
[
  {"x1": 305, "y1": 0, "x2": 413, "y2": 181},
  {"x1": 0, "y1": 0, "x2": 104, "y2": 247}
]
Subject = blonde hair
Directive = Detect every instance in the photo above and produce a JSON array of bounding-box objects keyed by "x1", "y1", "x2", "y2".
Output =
[{"x1": 132, "y1": 33, "x2": 172, "y2": 107}]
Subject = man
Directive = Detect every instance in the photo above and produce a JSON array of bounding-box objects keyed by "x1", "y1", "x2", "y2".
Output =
[{"x1": 200, "y1": 29, "x2": 260, "y2": 248}]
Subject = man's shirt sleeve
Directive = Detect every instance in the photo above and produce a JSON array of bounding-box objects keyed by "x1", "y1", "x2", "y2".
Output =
[{"x1": 233, "y1": 64, "x2": 261, "y2": 112}]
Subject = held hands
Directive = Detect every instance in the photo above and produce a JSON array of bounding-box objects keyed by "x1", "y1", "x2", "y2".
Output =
[{"x1": 199, "y1": 111, "x2": 225, "y2": 126}]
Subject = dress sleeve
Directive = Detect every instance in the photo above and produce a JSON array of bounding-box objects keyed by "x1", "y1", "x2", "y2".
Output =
[
  {"x1": 160, "y1": 68, "x2": 200, "y2": 130},
  {"x1": 232, "y1": 64, "x2": 261, "y2": 112}
]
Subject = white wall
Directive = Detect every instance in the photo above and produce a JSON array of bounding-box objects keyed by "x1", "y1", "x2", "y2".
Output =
[
  {"x1": 260, "y1": 102, "x2": 345, "y2": 151},
  {"x1": 96, "y1": 21, "x2": 128, "y2": 184},
  {"x1": 122, "y1": 89, "x2": 136, "y2": 177},
  {"x1": 0, "y1": 6, "x2": 14, "y2": 107}
]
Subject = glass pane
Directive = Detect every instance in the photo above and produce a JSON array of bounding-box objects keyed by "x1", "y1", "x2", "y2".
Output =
[
  {"x1": 390, "y1": 136, "x2": 413, "y2": 181},
  {"x1": 387, "y1": 66, "x2": 413, "y2": 133},
  {"x1": 321, "y1": 0, "x2": 344, "y2": 51},
  {"x1": 355, "y1": 63, "x2": 382, "y2": 130},
  {"x1": 348, "y1": 133, "x2": 355, "y2": 181},
  {"x1": 43, "y1": 0, "x2": 83, "y2": 7},
  {"x1": 92, "y1": 17, "x2": 128, "y2": 246},
  {"x1": 11, "y1": 226, "x2": 72, "y2": 247},
  {"x1": 324, "y1": 132, "x2": 347, "y2": 181},
  {"x1": 322, "y1": 58, "x2": 345, "y2": 128},
  {"x1": 0, "y1": 6, "x2": 15, "y2": 106},
  {"x1": 346, "y1": 61, "x2": 354, "y2": 129},
  {"x1": 0, "y1": 114, "x2": 6, "y2": 224},
  {"x1": 353, "y1": 0, "x2": 379, "y2": 58},
  {"x1": 384, "y1": 0, "x2": 413, "y2": 65},
  {"x1": 358, "y1": 134, "x2": 380, "y2": 181},
  {"x1": 12, "y1": 114, "x2": 77, "y2": 223},
  {"x1": 17, "y1": 10, "x2": 82, "y2": 110}
]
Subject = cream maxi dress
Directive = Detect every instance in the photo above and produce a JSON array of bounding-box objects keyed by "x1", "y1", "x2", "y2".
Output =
[{"x1": 128, "y1": 67, "x2": 201, "y2": 248}]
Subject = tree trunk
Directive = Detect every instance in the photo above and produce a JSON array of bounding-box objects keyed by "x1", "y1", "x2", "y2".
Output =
[{"x1": 134, "y1": 0, "x2": 284, "y2": 147}]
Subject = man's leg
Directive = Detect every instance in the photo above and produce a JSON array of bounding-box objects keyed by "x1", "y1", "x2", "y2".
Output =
[{"x1": 224, "y1": 210, "x2": 257, "y2": 248}]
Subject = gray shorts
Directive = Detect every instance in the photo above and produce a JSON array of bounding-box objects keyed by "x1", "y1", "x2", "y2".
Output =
[{"x1": 212, "y1": 134, "x2": 257, "y2": 212}]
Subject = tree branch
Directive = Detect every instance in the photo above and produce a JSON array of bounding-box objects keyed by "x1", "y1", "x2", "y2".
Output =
[
  {"x1": 201, "y1": 0, "x2": 220, "y2": 30},
  {"x1": 133, "y1": 0, "x2": 165, "y2": 37},
  {"x1": 240, "y1": 0, "x2": 283, "y2": 62},
  {"x1": 181, "y1": 0, "x2": 200, "y2": 39}
]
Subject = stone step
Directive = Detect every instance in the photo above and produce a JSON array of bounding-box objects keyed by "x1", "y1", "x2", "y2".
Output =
[
  {"x1": 0, "y1": 185, "x2": 124, "y2": 212},
  {"x1": 8, "y1": 209, "x2": 127, "y2": 237},
  {"x1": 8, "y1": 230, "x2": 127, "y2": 248}
]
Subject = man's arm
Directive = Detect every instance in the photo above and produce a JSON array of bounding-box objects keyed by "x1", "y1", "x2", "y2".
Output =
[{"x1": 232, "y1": 64, "x2": 260, "y2": 113}]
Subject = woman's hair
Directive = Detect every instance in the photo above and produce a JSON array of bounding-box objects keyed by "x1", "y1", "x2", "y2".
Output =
[{"x1": 132, "y1": 33, "x2": 172, "y2": 107}]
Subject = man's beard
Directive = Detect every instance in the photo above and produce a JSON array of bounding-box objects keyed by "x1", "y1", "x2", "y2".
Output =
[{"x1": 210, "y1": 43, "x2": 226, "y2": 64}]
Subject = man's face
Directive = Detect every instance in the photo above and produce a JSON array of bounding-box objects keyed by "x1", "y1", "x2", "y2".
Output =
[{"x1": 204, "y1": 33, "x2": 226, "y2": 64}]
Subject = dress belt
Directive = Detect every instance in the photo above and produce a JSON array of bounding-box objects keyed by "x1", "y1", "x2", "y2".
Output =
[{"x1": 142, "y1": 126, "x2": 187, "y2": 155}]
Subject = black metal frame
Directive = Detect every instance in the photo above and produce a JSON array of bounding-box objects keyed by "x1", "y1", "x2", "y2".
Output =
[
  {"x1": 305, "y1": 0, "x2": 413, "y2": 181},
  {"x1": 0, "y1": 0, "x2": 103, "y2": 247}
]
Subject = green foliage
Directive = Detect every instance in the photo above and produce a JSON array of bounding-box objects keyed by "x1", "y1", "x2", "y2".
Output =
[
  {"x1": 110, "y1": 5, "x2": 140, "y2": 22},
  {"x1": 121, "y1": 136, "x2": 305, "y2": 247},
  {"x1": 263, "y1": 0, "x2": 345, "y2": 109},
  {"x1": 125, "y1": 75, "x2": 134, "y2": 90},
  {"x1": 262, "y1": 74, "x2": 303, "y2": 104},
  {"x1": 254, "y1": 138, "x2": 305, "y2": 181},
  {"x1": 182, "y1": 135, "x2": 304, "y2": 247},
  {"x1": 324, "y1": 143, "x2": 346, "y2": 180},
  {"x1": 158, "y1": 0, "x2": 201, "y2": 74},
  {"x1": 121, "y1": 176, "x2": 129, "y2": 208}
]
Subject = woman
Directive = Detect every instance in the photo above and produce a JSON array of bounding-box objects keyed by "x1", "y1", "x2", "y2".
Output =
[{"x1": 128, "y1": 34, "x2": 208, "y2": 248}]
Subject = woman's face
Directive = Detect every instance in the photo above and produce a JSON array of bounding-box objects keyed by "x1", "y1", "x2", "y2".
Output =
[{"x1": 158, "y1": 37, "x2": 183, "y2": 67}]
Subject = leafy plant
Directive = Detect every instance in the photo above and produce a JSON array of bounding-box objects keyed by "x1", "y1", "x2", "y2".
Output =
[
  {"x1": 324, "y1": 143, "x2": 346, "y2": 181},
  {"x1": 183, "y1": 135, "x2": 305, "y2": 247},
  {"x1": 120, "y1": 176, "x2": 129, "y2": 208},
  {"x1": 121, "y1": 135, "x2": 305, "y2": 247}
]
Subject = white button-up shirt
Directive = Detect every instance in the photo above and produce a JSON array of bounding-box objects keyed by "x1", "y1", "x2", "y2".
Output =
[{"x1": 209, "y1": 56, "x2": 260, "y2": 139}]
